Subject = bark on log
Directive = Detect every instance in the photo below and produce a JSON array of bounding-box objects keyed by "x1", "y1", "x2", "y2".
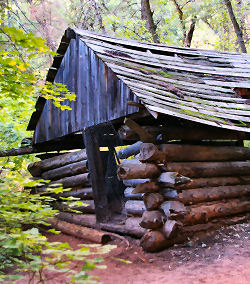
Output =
[
  {"x1": 124, "y1": 187, "x2": 144, "y2": 200},
  {"x1": 54, "y1": 200, "x2": 95, "y2": 214},
  {"x1": 178, "y1": 185, "x2": 250, "y2": 205},
  {"x1": 59, "y1": 187, "x2": 93, "y2": 199},
  {"x1": 49, "y1": 173, "x2": 90, "y2": 189},
  {"x1": 49, "y1": 218, "x2": 111, "y2": 244},
  {"x1": 118, "y1": 125, "x2": 246, "y2": 142},
  {"x1": 41, "y1": 160, "x2": 88, "y2": 181},
  {"x1": 117, "y1": 159, "x2": 160, "y2": 180},
  {"x1": 117, "y1": 142, "x2": 143, "y2": 159},
  {"x1": 123, "y1": 179, "x2": 150, "y2": 188},
  {"x1": 0, "y1": 146, "x2": 35, "y2": 157},
  {"x1": 143, "y1": 193, "x2": 164, "y2": 210},
  {"x1": 125, "y1": 200, "x2": 146, "y2": 216},
  {"x1": 132, "y1": 181, "x2": 160, "y2": 194},
  {"x1": 176, "y1": 176, "x2": 250, "y2": 190},
  {"x1": 164, "y1": 161, "x2": 250, "y2": 178},
  {"x1": 100, "y1": 217, "x2": 147, "y2": 238},
  {"x1": 28, "y1": 149, "x2": 87, "y2": 177},
  {"x1": 140, "y1": 210, "x2": 166, "y2": 229},
  {"x1": 57, "y1": 212, "x2": 96, "y2": 228},
  {"x1": 183, "y1": 198, "x2": 250, "y2": 225},
  {"x1": 161, "y1": 220, "x2": 183, "y2": 239},
  {"x1": 140, "y1": 230, "x2": 168, "y2": 252},
  {"x1": 140, "y1": 143, "x2": 250, "y2": 162},
  {"x1": 158, "y1": 172, "x2": 191, "y2": 188}
]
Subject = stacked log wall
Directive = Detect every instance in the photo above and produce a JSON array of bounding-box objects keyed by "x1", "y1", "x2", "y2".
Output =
[{"x1": 117, "y1": 143, "x2": 250, "y2": 252}]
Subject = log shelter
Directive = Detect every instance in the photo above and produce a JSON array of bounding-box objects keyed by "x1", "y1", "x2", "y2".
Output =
[{"x1": 19, "y1": 28, "x2": 250, "y2": 250}]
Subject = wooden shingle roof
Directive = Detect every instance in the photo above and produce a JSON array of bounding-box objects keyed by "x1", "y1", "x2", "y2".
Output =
[{"x1": 28, "y1": 28, "x2": 250, "y2": 133}]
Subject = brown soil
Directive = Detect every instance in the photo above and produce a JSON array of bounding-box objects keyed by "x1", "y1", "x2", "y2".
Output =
[{"x1": 17, "y1": 222, "x2": 250, "y2": 284}]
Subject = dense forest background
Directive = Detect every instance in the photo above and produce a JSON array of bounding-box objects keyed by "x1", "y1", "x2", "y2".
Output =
[{"x1": 0, "y1": 1, "x2": 249, "y2": 281}]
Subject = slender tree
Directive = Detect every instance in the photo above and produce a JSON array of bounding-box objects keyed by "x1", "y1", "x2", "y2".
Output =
[{"x1": 223, "y1": 0, "x2": 247, "y2": 53}]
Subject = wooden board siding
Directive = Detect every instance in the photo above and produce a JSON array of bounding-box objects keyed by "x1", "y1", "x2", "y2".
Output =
[{"x1": 34, "y1": 36, "x2": 139, "y2": 144}]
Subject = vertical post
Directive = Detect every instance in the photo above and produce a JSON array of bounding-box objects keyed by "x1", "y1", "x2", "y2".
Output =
[{"x1": 83, "y1": 127, "x2": 111, "y2": 223}]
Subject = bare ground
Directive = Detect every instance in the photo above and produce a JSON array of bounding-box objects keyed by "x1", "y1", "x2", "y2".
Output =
[{"x1": 43, "y1": 222, "x2": 250, "y2": 284}]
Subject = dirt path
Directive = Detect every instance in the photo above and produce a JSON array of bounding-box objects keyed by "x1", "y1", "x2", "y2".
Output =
[{"x1": 46, "y1": 222, "x2": 250, "y2": 284}]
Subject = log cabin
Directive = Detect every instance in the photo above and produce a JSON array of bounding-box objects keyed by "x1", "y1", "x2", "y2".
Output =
[{"x1": 9, "y1": 28, "x2": 250, "y2": 250}]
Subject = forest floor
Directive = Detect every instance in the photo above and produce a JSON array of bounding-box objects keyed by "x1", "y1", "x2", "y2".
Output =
[{"x1": 17, "y1": 222, "x2": 249, "y2": 284}]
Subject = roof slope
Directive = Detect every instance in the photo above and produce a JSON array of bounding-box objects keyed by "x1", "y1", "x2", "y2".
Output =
[{"x1": 29, "y1": 28, "x2": 250, "y2": 133}]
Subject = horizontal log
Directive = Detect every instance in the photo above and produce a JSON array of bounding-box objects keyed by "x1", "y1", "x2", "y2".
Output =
[
  {"x1": 0, "y1": 146, "x2": 35, "y2": 157},
  {"x1": 123, "y1": 178, "x2": 150, "y2": 188},
  {"x1": 117, "y1": 142, "x2": 142, "y2": 159},
  {"x1": 183, "y1": 198, "x2": 250, "y2": 225},
  {"x1": 140, "y1": 230, "x2": 168, "y2": 252},
  {"x1": 117, "y1": 159, "x2": 161, "y2": 180},
  {"x1": 59, "y1": 187, "x2": 93, "y2": 199},
  {"x1": 125, "y1": 200, "x2": 146, "y2": 216},
  {"x1": 49, "y1": 218, "x2": 111, "y2": 244},
  {"x1": 124, "y1": 187, "x2": 144, "y2": 200},
  {"x1": 164, "y1": 161, "x2": 250, "y2": 178},
  {"x1": 176, "y1": 176, "x2": 250, "y2": 190},
  {"x1": 160, "y1": 201, "x2": 187, "y2": 220},
  {"x1": 161, "y1": 220, "x2": 183, "y2": 239},
  {"x1": 143, "y1": 193, "x2": 164, "y2": 210},
  {"x1": 28, "y1": 149, "x2": 87, "y2": 177},
  {"x1": 158, "y1": 172, "x2": 191, "y2": 188},
  {"x1": 57, "y1": 212, "x2": 96, "y2": 228},
  {"x1": 178, "y1": 185, "x2": 250, "y2": 204},
  {"x1": 140, "y1": 210, "x2": 166, "y2": 229},
  {"x1": 132, "y1": 181, "x2": 160, "y2": 194},
  {"x1": 161, "y1": 188, "x2": 179, "y2": 199},
  {"x1": 41, "y1": 160, "x2": 88, "y2": 181},
  {"x1": 100, "y1": 217, "x2": 147, "y2": 238},
  {"x1": 50, "y1": 173, "x2": 90, "y2": 189},
  {"x1": 118, "y1": 125, "x2": 246, "y2": 142},
  {"x1": 142, "y1": 144, "x2": 250, "y2": 162},
  {"x1": 54, "y1": 200, "x2": 95, "y2": 214}
]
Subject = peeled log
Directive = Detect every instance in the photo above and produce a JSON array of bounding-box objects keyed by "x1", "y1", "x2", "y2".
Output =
[
  {"x1": 143, "y1": 193, "x2": 164, "y2": 210},
  {"x1": 125, "y1": 200, "x2": 146, "y2": 216},
  {"x1": 140, "y1": 230, "x2": 168, "y2": 252},
  {"x1": 183, "y1": 198, "x2": 250, "y2": 225},
  {"x1": 49, "y1": 218, "x2": 111, "y2": 244},
  {"x1": 161, "y1": 220, "x2": 183, "y2": 239},
  {"x1": 176, "y1": 176, "x2": 250, "y2": 190},
  {"x1": 164, "y1": 161, "x2": 250, "y2": 178},
  {"x1": 117, "y1": 142, "x2": 142, "y2": 159},
  {"x1": 28, "y1": 149, "x2": 87, "y2": 177},
  {"x1": 123, "y1": 179, "x2": 150, "y2": 188},
  {"x1": 117, "y1": 159, "x2": 160, "y2": 180},
  {"x1": 158, "y1": 172, "x2": 191, "y2": 188},
  {"x1": 132, "y1": 181, "x2": 160, "y2": 194},
  {"x1": 140, "y1": 210, "x2": 166, "y2": 229},
  {"x1": 139, "y1": 143, "x2": 250, "y2": 162},
  {"x1": 178, "y1": 185, "x2": 250, "y2": 204},
  {"x1": 41, "y1": 160, "x2": 88, "y2": 180}
]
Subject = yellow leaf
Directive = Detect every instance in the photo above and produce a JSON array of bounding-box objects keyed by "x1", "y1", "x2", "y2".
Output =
[
  {"x1": 17, "y1": 64, "x2": 27, "y2": 71},
  {"x1": 8, "y1": 59, "x2": 16, "y2": 66}
]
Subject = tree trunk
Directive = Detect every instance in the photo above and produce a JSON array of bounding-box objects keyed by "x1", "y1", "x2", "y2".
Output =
[
  {"x1": 176, "y1": 176, "x2": 250, "y2": 190},
  {"x1": 139, "y1": 143, "x2": 250, "y2": 162},
  {"x1": 164, "y1": 161, "x2": 250, "y2": 178},
  {"x1": 171, "y1": 0, "x2": 186, "y2": 41},
  {"x1": 223, "y1": 0, "x2": 247, "y2": 53},
  {"x1": 41, "y1": 160, "x2": 88, "y2": 180},
  {"x1": 117, "y1": 159, "x2": 160, "y2": 180},
  {"x1": 28, "y1": 149, "x2": 87, "y2": 177},
  {"x1": 141, "y1": 0, "x2": 159, "y2": 43},
  {"x1": 178, "y1": 185, "x2": 250, "y2": 204},
  {"x1": 49, "y1": 218, "x2": 111, "y2": 244},
  {"x1": 183, "y1": 198, "x2": 250, "y2": 225},
  {"x1": 184, "y1": 17, "x2": 196, "y2": 47}
]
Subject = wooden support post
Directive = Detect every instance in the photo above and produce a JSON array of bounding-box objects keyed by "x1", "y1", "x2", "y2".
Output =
[{"x1": 83, "y1": 127, "x2": 111, "y2": 223}]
